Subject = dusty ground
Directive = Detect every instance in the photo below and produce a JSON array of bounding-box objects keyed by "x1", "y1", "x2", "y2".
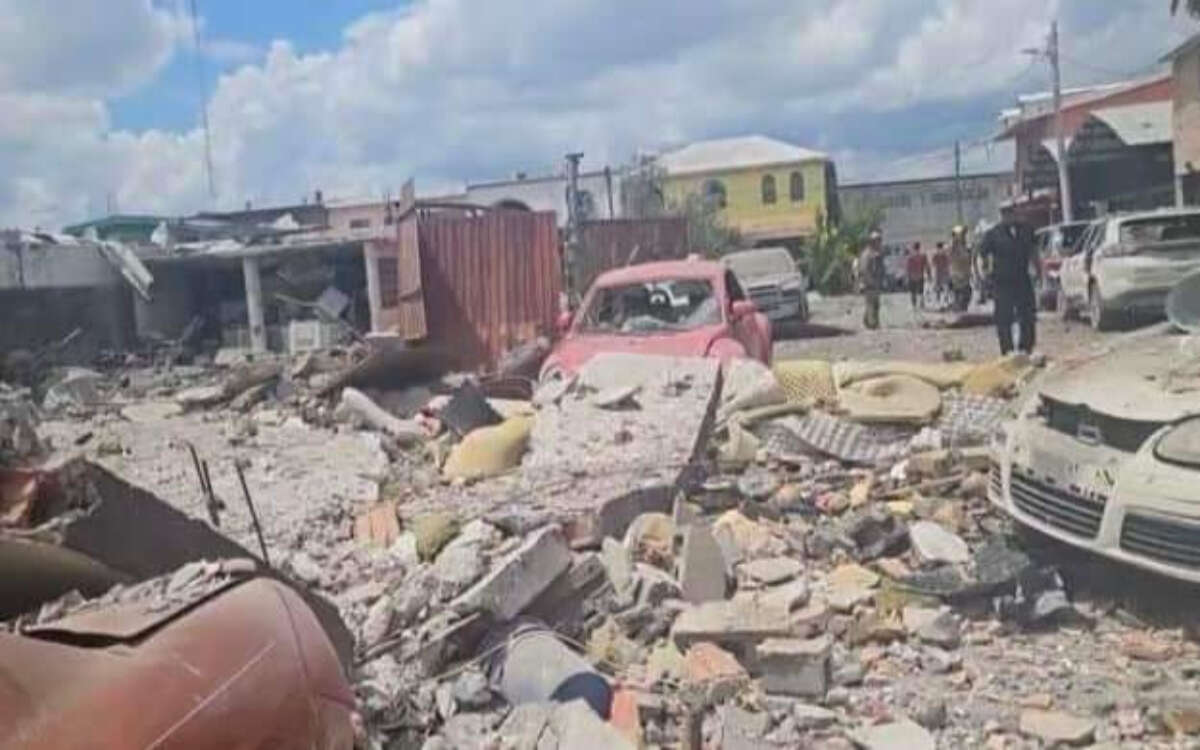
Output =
[{"x1": 775, "y1": 293, "x2": 1115, "y2": 363}]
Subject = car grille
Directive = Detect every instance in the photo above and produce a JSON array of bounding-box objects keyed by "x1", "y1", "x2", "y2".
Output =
[
  {"x1": 1120, "y1": 512, "x2": 1200, "y2": 570},
  {"x1": 1042, "y1": 398, "x2": 1163, "y2": 453},
  {"x1": 1010, "y1": 467, "x2": 1107, "y2": 540},
  {"x1": 989, "y1": 460, "x2": 1003, "y2": 498},
  {"x1": 747, "y1": 285, "x2": 782, "y2": 311}
]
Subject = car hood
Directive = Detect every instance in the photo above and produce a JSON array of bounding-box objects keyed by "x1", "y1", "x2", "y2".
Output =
[
  {"x1": 546, "y1": 327, "x2": 722, "y2": 375},
  {"x1": 1039, "y1": 324, "x2": 1200, "y2": 423}
]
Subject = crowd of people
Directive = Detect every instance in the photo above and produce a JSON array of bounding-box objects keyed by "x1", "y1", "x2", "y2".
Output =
[{"x1": 854, "y1": 206, "x2": 1040, "y2": 356}]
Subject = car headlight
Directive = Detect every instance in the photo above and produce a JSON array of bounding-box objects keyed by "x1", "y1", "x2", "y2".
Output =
[{"x1": 1154, "y1": 418, "x2": 1200, "y2": 467}]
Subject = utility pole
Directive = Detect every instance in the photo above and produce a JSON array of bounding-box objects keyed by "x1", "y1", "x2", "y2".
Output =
[
  {"x1": 1048, "y1": 21, "x2": 1072, "y2": 222},
  {"x1": 954, "y1": 140, "x2": 964, "y2": 226},
  {"x1": 564, "y1": 152, "x2": 584, "y2": 306},
  {"x1": 1023, "y1": 20, "x2": 1073, "y2": 223}
]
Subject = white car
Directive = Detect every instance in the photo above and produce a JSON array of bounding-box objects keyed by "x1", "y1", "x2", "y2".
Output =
[
  {"x1": 990, "y1": 322, "x2": 1200, "y2": 583},
  {"x1": 1058, "y1": 208, "x2": 1200, "y2": 330},
  {"x1": 722, "y1": 246, "x2": 809, "y2": 322}
]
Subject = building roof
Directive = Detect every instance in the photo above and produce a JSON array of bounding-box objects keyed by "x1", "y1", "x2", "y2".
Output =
[
  {"x1": 995, "y1": 72, "x2": 1171, "y2": 139},
  {"x1": 657, "y1": 135, "x2": 827, "y2": 176},
  {"x1": 1161, "y1": 31, "x2": 1200, "y2": 62},
  {"x1": 1090, "y1": 101, "x2": 1172, "y2": 146}
]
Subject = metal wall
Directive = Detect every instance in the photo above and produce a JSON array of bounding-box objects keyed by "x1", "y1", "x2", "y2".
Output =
[
  {"x1": 415, "y1": 210, "x2": 561, "y2": 370},
  {"x1": 574, "y1": 217, "x2": 689, "y2": 296}
]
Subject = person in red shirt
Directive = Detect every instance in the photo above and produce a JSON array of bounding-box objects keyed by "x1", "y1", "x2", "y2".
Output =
[{"x1": 905, "y1": 242, "x2": 928, "y2": 310}]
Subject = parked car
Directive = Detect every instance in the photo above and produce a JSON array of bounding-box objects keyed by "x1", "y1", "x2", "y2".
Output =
[
  {"x1": 989, "y1": 321, "x2": 1200, "y2": 583},
  {"x1": 1058, "y1": 208, "x2": 1200, "y2": 330},
  {"x1": 539, "y1": 259, "x2": 771, "y2": 380},
  {"x1": 721, "y1": 246, "x2": 809, "y2": 322},
  {"x1": 0, "y1": 574, "x2": 356, "y2": 749},
  {"x1": 1034, "y1": 221, "x2": 1090, "y2": 310}
]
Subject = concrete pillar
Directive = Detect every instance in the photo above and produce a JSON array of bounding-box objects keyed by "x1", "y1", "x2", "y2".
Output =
[
  {"x1": 363, "y1": 240, "x2": 382, "y2": 333},
  {"x1": 1177, "y1": 174, "x2": 1186, "y2": 208},
  {"x1": 242, "y1": 255, "x2": 267, "y2": 352}
]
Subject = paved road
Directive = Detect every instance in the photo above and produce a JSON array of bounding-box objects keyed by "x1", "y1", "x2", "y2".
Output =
[{"x1": 774, "y1": 292, "x2": 1119, "y2": 364}]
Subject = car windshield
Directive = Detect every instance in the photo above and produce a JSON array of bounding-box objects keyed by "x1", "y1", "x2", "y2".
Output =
[
  {"x1": 1119, "y1": 214, "x2": 1200, "y2": 246},
  {"x1": 578, "y1": 279, "x2": 721, "y2": 334},
  {"x1": 724, "y1": 248, "x2": 794, "y2": 279}
]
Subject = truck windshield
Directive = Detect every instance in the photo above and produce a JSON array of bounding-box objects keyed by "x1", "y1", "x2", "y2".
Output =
[{"x1": 578, "y1": 279, "x2": 721, "y2": 334}]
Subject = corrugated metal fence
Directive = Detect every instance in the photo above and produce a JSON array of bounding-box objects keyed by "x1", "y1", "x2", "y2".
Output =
[{"x1": 574, "y1": 217, "x2": 689, "y2": 296}]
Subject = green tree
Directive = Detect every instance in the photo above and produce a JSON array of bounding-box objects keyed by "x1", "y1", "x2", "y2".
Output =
[
  {"x1": 621, "y1": 159, "x2": 743, "y2": 257},
  {"x1": 1172, "y1": 0, "x2": 1200, "y2": 16},
  {"x1": 805, "y1": 206, "x2": 884, "y2": 295}
]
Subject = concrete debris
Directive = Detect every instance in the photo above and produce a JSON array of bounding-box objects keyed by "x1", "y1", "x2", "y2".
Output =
[
  {"x1": 5, "y1": 345, "x2": 1196, "y2": 749},
  {"x1": 1019, "y1": 710, "x2": 1097, "y2": 746},
  {"x1": 452, "y1": 524, "x2": 570, "y2": 621},
  {"x1": 855, "y1": 719, "x2": 936, "y2": 750},
  {"x1": 678, "y1": 523, "x2": 728, "y2": 603},
  {"x1": 908, "y1": 520, "x2": 970, "y2": 565},
  {"x1": 757, "y1": 636, "x2": 831, "y2": 698},
  {"x1": 741, "y1": 556, "x2": 802, "y2": 585}
]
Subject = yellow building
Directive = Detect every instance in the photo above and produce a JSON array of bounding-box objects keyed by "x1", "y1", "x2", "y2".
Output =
[{"x1": 658, "y1": 135, "x2": 836, "y2": 245}]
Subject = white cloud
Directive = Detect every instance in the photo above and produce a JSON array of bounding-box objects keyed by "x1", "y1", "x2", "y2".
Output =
[{"x1": 0, "y1": 0, "x2": 1190, "y2": 229}]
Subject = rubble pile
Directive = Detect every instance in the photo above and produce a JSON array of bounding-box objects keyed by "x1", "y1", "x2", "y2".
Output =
[{"x1": 9, "y1": 345, "x2": 1200, "y2": 749}]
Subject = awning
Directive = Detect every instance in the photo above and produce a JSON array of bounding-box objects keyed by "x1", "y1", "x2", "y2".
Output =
[{"x1": 1089, "y1": 101, "x2": 1172, "y2": 146}]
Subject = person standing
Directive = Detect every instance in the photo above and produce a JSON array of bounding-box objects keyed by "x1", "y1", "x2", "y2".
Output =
[
  {"x1": 980, "y1": 207, "x2": 1039, "y2": 355},
  {"x1": 932, "y1": 242, "x2": 951, "y2": 307},
  {"x1": 858, "y1": 230, "x2": 885, "y2": 330},
  {"x1": 904, "y1": 242, "x2": 927, "y2": 311},
  {"x1": 948, "y1": 226, "x2": 973, "y2": 311}
]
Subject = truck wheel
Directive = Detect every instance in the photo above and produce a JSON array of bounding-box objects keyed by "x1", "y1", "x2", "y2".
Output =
[{"x1": 1089, "y1": 283, "x2": 1116, "y2": 331}]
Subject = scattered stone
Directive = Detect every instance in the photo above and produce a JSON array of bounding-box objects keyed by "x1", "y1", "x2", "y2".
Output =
[
  {"x1": 792, "y1": 703, "x2": 838, "y2": 730},
  {"x1": 587, "y1": 618, "x2": 643, "y2": 671},
  {"x1": 816, "y1": 491, "x2": 850, "y2": 515},
  {"x1": 601, "y1": 537, "x2": 634, "y2": 597},
  {"x1": 791, "y1": 598, "x2": 832, "y2": 637},
  {"x1": 848, "y1": 611, "x2": 906, "y2": 646},
  {"x1": 908, "y1": 521, "x2": 970, "y2": 565},
  {"x1": 712, "y1": 510, "x2": 787, "y2": 561},
  {"x1": 1121, "y1": 631, "x2": 1176, "y2": 662},
  {"x1": 737, "y1": 466, "x2": 780, "y2": 500},
  {"x1": 361, "y1": 595, "x2": 395, "y2": 645},
  {"x1": 960, "y1": 471, "x2": 989, "y2": 498},
  {"x1": 646, "y1": 641, "x2": 687, "y2": 684},
  {"x1": 1019, "y1": 710, "x2": 1096, "y2": 746},
  {"x1": 678, "y1": 524, "x2": 728, "y2": 603},
  {"x1": 741, "y1": 557, "x2": 802, "y2": 586},
  {"x1": 757, "y1": 636, "x2": 831, "y2": 699},
  {"x1": 875, "y1": 557, "x2": 912, "y2": 580},
  {"x1": 672, "y1": 597, "x2": 791, "y2": 651},
  {"x1": 682, "y1": 642, "x2": 749, "y2": 702},
  {"x1": 831, "y1": 657, "x2": 865, "y2": 687},
  {"x1": 855, "y1": 719, "x2": 935, "y2": 750},
  {"x1": 1162, "y1": 703, "x2": 1200, "y2": 735},
  {"x1": 915, "y1": 610, "x2": 962, "y2": 649},
  {"x1": 827, "y1": 563, "x2": 880, "y2": 590},
  {"x1": 452, "y1": 524, "x2": 570, "y2": 621},
  {"x1": 634, "y1": 563, "x2": 682, "y2": 606},
  {"x1": 288, "y1": 551, "x2": 323, "y2": 585},
  {"x1": 901, "y1": 606, "x2": 939, "y2": 634},
  {"x1": 451, "y1": 669, "x2": 492, "y2": 710},
  {"x1": 551, "y1": 699, "x2": 637, "y2": 749},
  {"x1": 929, "y1": 500, "x2": 966, "y2": 532},
  {"x1": 912, "y1": 698, "x2": 948, "y2": 730}
]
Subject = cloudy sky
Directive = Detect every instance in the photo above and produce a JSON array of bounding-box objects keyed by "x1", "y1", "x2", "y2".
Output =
[{"x1": 1, "y1": 0, "x2": 1195, "y2": 228}]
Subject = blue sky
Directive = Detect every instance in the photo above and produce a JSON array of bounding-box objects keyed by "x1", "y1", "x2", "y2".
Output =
[
  {"x1": 111, "y1": 1, "x2": 401, "y2": 131},
  {"x1": 0, "y1": 0, "x2": 1195, "y2": 227}
]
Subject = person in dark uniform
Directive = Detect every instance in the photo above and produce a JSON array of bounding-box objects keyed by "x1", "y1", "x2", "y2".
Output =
[
  {"x1": 857, "y1": 230, "x2": 885, "y2": 329},
  {"x1": 980, "y1": 207, "x2": 1040, "y2": 355}
]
